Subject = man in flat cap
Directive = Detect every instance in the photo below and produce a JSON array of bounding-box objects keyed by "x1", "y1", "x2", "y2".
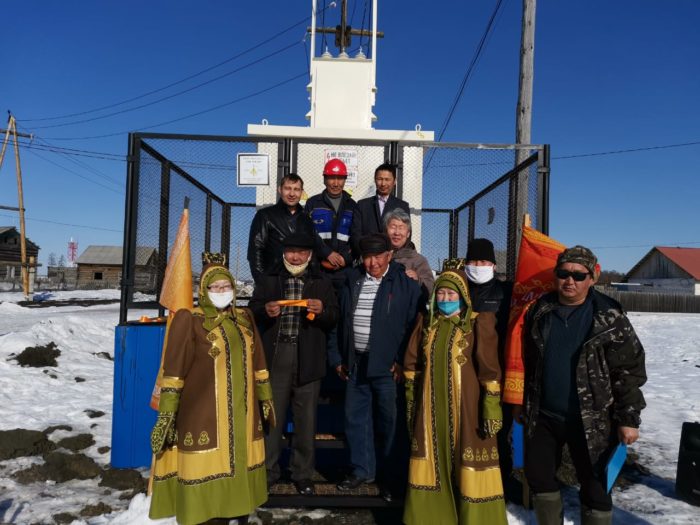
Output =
[
  {"x1": 330, "y1": 233, "x2": 422, "y2": 501},
  {"x1": 249, "y1": 232, "x2": 338, "y2": 496},
  {"x1": 512, "y1": 245, "x2": 646, "y2": 525}
]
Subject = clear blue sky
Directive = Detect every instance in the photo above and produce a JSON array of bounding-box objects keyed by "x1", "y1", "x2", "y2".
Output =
[{"x1": 3, "y1": 0, "x2": 699, "y2": 273}]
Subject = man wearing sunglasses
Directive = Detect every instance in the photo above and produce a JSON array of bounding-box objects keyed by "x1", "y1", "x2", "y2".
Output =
[{"x1": 513, "y1": 245, "x2": 646, "y2": 525}]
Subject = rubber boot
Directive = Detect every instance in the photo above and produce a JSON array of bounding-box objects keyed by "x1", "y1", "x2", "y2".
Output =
[
  {"x1": 581, "y1": 505, "x2": 612, "y2": 525},
  {"x1": 532, "y1": 491, "x2": 564, "y2": 525}
]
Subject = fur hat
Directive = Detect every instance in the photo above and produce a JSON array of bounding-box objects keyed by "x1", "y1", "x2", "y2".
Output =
[{"x1": 466, "y1": 238, "x2": 496, "y2": 264}]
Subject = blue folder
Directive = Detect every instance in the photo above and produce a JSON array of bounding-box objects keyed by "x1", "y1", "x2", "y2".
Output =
[
  {"x1": 512, "y1": 421, "x2": 525, "y2": 469},
  {"x1": 605, "y1": 442, "x2": 627, "y2": 493}
]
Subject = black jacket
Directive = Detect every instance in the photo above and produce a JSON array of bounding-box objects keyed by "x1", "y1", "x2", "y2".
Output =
[
  {"x1": 304, "y1": 190, "x2": 360, "y2": 265},
  {"x1": 248, "y1": 266, "x2": 339, "y2": 385},
  {"x1": 354, "y1": 194, "x2": 410, "y2": 253},
  {"x1": 330, "y1": 261, "x2": 422, "y2": 378},
  {"x1": 247, "y1": 200, "x2": 317, "y2": 284},
  {"x1": 523, "y1": 289, "x2": 646, "y2": 468},
  {"x1": 469, "y1": 277, "x2": 513, "y2": 368}
]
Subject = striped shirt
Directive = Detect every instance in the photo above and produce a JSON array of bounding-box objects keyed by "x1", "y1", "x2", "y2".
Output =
[{"x1": 352, "y1": 268, "x2": 388, "y2": 353}]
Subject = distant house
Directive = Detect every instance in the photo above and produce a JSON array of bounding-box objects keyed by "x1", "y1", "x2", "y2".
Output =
[
  {"x1": 0, "y1": 226, "x2": 40, "y2": 282},
  {"x1": 76, "y1": 245, "x2": 157, "y2": 291},
  {"x1": 625, "y1": 246, "x2": 700, "y2": 295}
]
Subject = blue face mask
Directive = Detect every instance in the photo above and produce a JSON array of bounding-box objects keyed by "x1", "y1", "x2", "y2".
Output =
[{"x1": 437, "y1": 300, "x2": 461, "y2": 316}]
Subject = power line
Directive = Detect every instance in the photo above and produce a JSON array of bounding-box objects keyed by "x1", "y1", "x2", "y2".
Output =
[
  {"x1": 553, "y1": 141, "x2": 700, "y2": 160},
  {"x1": 435, "y1": 0, "x2": 506, "y2": 143},
  {"x1": 20, "y1": 129, "x2": 124, "y2": 187},
  {"x1": 12, "y1": 134, "x2": 700, "y2": 170},
  {"x1": 0, "y1": 212, "x2": 121, "y2": 233},
  {"x1": 590, "y1": 241, "x2": 700, "y2": 250},
  {"x1": 17, "y1": 7, "x2": 333, "y2": 123},
  {"x1": 425, "y1": 0, "x2": 507, "y2": 173},
  {"x1": 28, "y1": 41, "x2": 300, "y2": 131},
  {"x1": 25, "y1": 148, "x2": 124, "y2": 194},
  {"x1": 42, "y1": 71, "x2": 308, "y2": 141}
]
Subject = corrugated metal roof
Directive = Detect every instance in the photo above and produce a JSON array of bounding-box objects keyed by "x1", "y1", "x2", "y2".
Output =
[
  {"x1": 655, "y1": 247, "x2": 700, "y2": 280},
  {"x1": 76, "y1": 245, "x2": 156, "y2": 266}
]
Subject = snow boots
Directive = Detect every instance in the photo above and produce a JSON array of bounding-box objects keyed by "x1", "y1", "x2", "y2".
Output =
[
  {"x1": 581, "y1": 505, "x2": 612, "y2": 525},
  {"x1": 532, "y1": 491, "x2": 563, "y2": 525}
]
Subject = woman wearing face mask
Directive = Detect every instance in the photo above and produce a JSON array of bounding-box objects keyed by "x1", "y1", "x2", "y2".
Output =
[
  {"x1": 403, "y1": 266, "x2": 507, "y2": 525},
  {"x1": 149, "y1": 253, "x2": 274, "y2": 525}
]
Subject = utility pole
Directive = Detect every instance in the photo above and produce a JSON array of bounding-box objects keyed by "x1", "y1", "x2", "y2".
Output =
[
  {"x1": 0, "y1": 114, "x2": 33, "y2": 299},
  {"x1": 512, "y1": 0, "x2": 537, "y2": 251},
  {"x1": 311, "y1": 0, "x2": 383, "y2": 55},
  {"x1": 515, "y1": 0, "x2": 536, "y2": 160}
]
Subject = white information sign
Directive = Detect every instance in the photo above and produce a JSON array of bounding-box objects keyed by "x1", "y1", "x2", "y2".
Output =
[
  {"x1": 324, "y1": 148, "x2": 358, "y2": 194},
  {"x1": 237, "y1": 153, "x2": 269, "y2": 186}
]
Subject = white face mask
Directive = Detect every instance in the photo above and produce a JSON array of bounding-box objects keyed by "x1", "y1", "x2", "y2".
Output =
[
  {"x1": 209, "y1": 291, "x2": 234, "y2": 309},
  {"x1": 283, "y1": 255, "x2": 311, "y2": 277},
  {"x1": 465, "y1": 265, "x2": 494, "y2": 284}
]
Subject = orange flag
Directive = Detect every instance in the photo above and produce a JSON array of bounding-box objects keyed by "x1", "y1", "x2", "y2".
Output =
[
  {"x1": 502, "y1": 225, "x2": 565, "y2": 405},
  {"x1": 149, "y1": 207, "x2": 193, "y2": 410}
]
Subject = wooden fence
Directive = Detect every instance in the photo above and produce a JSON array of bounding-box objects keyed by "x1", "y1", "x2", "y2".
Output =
[{"x1": 601, "y1": 289, "x2": 700, "y2": 313}]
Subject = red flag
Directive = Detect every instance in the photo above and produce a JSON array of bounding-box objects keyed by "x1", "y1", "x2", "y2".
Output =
[
  {"x1": 149, "y1": 207, "x2": 193, "y2": 410},
  {"x1": 502, "y1": 225, "x2": 565, "y2": 405}
]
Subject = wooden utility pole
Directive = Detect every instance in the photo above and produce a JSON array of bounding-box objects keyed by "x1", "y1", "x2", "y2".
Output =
[
  {"x1": 310, "y1": 0, "x2": 383, "y2": 54},
  {"x1": 512, "y1": 0, "x2": 537, "y2": 259},
  {"x1": 0, "y1": 115, "x2": 33, "y2": 299},
  {"x1": 515, "y1": 0, "x2": 536, "y2": 162}
]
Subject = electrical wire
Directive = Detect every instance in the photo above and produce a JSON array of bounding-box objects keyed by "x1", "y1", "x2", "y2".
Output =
[
  {"x1": 18, "y1": 127, "x2": 123, "y2": 187},
  {"x1": 28, "y1": 41, "x2": 300, "y2": 131},
  {"x1": 41, "y1": 71, "x2": 308, "y2": 141},
  {"x1": 18, "y1": 6, "x2": 333, "y2": 123},
  {"x1": 424, "y1": 0, "x2": 507, "y2": 173},
  {"x1": 552, "y1": 141, "x2": 700, "y2": 160},
  {"x1": 0, "y1": 212, "x2": 121, "y2": 233},
  {"x1": 25, "y1": 149, "x2": 124, "y2": 194}
]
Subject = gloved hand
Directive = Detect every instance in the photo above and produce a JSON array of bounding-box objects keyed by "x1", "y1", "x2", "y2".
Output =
[
  {"x1": 261, "y1": 399, "x2": 276, "y2": 429},
  {"x1": 482, "y1": 394, "x2": 503, "y2": 438},
  {"x1": 151, "y1": 411, "x2": 177, "y2": 454}
]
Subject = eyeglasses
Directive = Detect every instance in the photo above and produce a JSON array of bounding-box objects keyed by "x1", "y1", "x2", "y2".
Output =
[
  {"x1": 555, "y1": 269, "x2": 590, "y2": 282},
  {"x1": 208, "y1": 284, "x2": 234, "y2": 292}
]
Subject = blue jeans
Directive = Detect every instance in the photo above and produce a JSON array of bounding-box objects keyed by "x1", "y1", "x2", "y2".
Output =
[{"x1": 344, "y1": 353, "x2": 397, "y2": 481}]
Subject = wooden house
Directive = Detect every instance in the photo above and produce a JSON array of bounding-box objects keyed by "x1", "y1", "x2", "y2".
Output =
[
  {"x1": 0, "y1": 226, "x2": 40, "y2": 282},
  {"x1": 76, "y1": 245, "x2": 157, "y2": 291},
  {"x1": 625, "y1": 246, "x2": 700, "y2": 295}
]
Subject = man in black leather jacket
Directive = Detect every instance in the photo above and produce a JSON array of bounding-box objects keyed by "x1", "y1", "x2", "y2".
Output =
[{"x1": 247, "y1": 173, "x2": 317, "y2": 284}]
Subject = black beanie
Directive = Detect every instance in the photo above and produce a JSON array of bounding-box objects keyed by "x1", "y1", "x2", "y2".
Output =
[{"x1": 466, "y1": 238, "x2": 496, "y2": 264}]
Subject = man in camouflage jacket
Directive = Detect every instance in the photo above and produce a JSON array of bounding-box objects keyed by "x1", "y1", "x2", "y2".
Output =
[{"x1": 513, "y1": 245, "x2": 646, "y2": 525}]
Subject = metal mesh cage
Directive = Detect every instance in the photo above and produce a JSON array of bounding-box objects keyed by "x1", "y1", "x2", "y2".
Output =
[{"x1": 120, "y1": 133, "x2": 548, "y2": 321}]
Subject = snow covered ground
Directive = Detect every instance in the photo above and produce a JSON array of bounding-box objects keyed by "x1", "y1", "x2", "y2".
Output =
[{"x1": 0, "y1": 293, "x2": 698, "y2": 524}]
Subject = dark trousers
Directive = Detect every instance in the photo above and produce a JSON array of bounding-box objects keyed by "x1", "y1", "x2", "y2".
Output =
[
  {"x1": 344, "y1": 353, "x2": 398, "y2": 481},
  {"x1": 265, "y1": 340, "x2": 321, "y2": 482},
  {"x1": 524, "y1": 413, "x2": 612, "y2": 511}
]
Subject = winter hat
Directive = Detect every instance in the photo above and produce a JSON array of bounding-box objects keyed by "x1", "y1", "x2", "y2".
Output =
[
  {"x1": 359, "y1": 233, "x2": 391, "y2": 256},
  {"x1": 556, "y1": 245, "x2": 598, "y2": 276},
  {"x1": 466, "y1": 238, "x2": 496, "y2": 264},
  {"x1": 199, "y1": 252, "x2": 235, "y2": 330},
  {"x1": 283, "y1": 232, "x2": 315, "y2": 250}
]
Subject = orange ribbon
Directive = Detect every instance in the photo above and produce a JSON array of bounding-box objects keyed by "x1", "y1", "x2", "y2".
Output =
[{"x1": 276, "y1": 299, "x2": 315, "y2": 320}]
